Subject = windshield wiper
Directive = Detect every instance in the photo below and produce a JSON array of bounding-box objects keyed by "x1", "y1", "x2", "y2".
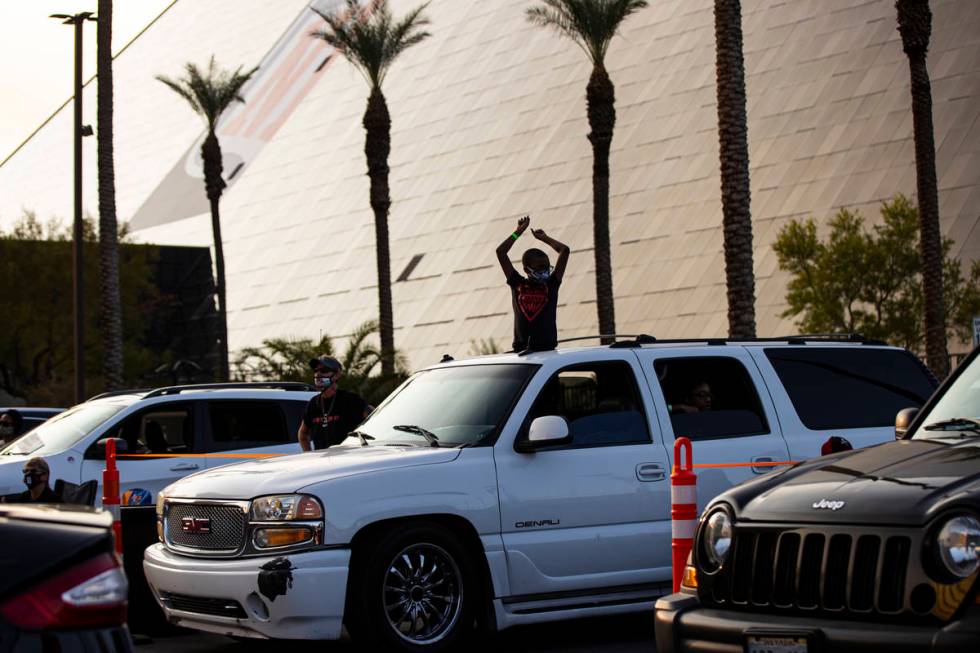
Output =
[
  {"x1": 923, "y1": 417, "x2": 980, "y2": 433},
  {"x1": 349, "y1": 430, "x2": 374, "y2": 447},
  {"x1": 392, "y1": 424, "x2": 440, "y2": 447}
]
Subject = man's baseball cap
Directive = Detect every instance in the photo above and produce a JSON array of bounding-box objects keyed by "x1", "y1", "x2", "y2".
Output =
[
  {"x1": 309, "y1": 355, "x2": 342, "y2": 373},
  {"x1": 23, "y1": 457, "x2": 49, "y2": 475}
]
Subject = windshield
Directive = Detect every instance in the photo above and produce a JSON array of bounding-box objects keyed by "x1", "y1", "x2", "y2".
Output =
[
  {"x1": 354, "y1": 364, "x2": 536, "y2": 448},
  {"x1": 1, "y1": 401, "x2": 128, "y2": 455},
  {"x1": 913, "y1": 355, "x2": 980, "y2": 438}
]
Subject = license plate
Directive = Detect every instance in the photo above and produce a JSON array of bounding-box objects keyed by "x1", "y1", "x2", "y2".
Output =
[{"x1": 745, "y1": 634, "x2": 808, "y2": 653}]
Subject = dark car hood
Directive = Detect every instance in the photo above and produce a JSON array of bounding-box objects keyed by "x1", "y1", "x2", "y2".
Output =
[{"x1": 731, "y1": 437, "x2": 980, "y2": 526}]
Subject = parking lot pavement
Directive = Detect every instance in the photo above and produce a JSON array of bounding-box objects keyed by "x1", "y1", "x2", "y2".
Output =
[{"x1": 133, "y1": 612, "x2": 657, "y2": 652}]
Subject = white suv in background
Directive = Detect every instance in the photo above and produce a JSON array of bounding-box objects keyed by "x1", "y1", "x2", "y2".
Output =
[
  {"x1": 143, "y1": 336, "x2": 937, "y2": 651},
  {"x1": 0, "y1": 383, "x2": 314, "y2": 505}
]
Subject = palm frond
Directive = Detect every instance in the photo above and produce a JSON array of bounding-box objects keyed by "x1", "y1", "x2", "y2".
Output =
[
  {"x1": 527, "y1": 0, "x2": 648, "y2": 65},
  {"x1": 311, "y1": 0, "x2": 431, "y2": 90},
  {"x1": 157, "y1": 55, "x2": 258, "y2": 130}
]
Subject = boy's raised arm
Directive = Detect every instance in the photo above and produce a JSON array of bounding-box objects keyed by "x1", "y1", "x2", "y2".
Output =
[
  {"x1": 496, "y1": 216, "x2": 530, "y2": 279},
  {"x1": 532, "y1": 228, "x2": 570, "y2": 281}
]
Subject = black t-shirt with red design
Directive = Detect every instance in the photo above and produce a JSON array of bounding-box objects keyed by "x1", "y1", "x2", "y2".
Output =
[
  {"x1": 507, "y1": 270, "x2": 561, "y2": 351},
  {"x1": 302, "y1": 389, "x2": 367, "y2": 449}
]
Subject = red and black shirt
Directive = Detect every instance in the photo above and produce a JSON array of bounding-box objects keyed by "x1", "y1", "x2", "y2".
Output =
[
  {"x1": 507, "y1": 270, "x2": 562, "y2": 352},
  {"x1": 302, "y1": 390, "x2": 367, "y2": 449}
]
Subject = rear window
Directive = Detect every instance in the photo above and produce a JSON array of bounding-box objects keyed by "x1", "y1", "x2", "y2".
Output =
[
  {"x1": 765, "y1": 348, "x2": 937, "y2": 430},
  {"x1": 208, "y1": 401, "x2": 290, "y2": 450}
]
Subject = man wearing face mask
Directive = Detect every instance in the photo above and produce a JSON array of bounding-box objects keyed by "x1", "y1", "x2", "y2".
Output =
[
  {"x1": 297, "y1": 355, "x2": 370, "y2": 452},
  {"x1": 0, "y1": 409, "x2": 24, "y2": 447},
  {"x1": 496, "y1": 216, "x2": 570, "y2": 352},
  {"x1": 3, "y1": 457, "x2": 59, "y2": 503}
]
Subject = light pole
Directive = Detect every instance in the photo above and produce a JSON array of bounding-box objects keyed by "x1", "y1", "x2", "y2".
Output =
[{"x1": 51, "y1": 11, "x2": 97, "y2": 404}]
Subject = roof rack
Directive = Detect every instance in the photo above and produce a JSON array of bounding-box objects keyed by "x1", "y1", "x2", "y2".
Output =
[
  {"x1": 142, "y1": 382, "x2": 317, "y2": 399},
  {"x1": 87, "y1": 388, "x2": 152, "y2": 401},
  {"x1": 617, "y1": 333, "x2": 887, "y2": 347}
]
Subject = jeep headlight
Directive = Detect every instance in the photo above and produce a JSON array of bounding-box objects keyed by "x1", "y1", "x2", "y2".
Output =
[
  {"x1": 250, "y1": 494, "x2": 323, "y2": 521},
  {"x1": 701, "y1": 508, "x2": 733, "y2": 570},
  {"x1": 936, "y1": 515, "x2": 980, "y2": 579}
]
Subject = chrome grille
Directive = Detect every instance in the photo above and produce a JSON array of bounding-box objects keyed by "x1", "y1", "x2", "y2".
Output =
[
  {"x1": 165, "y1": 501, "x2": 246, "y2": 553},
  {"x1": 705, "y1": 526, "x2": 916, "y2": 618}
]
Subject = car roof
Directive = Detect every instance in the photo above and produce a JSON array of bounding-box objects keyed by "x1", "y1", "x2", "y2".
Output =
[
  {"x1": 424, "y1": 337, "x2": 905, "y2": 371},
  {"x1": 81, "y1": 387, "x2": 316, "y2": 409}
]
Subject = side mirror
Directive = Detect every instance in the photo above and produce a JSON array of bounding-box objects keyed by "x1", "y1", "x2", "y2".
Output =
[
  {"x1": 88, "y1": 437, "x2": 129, "y2": 460},
  {"x1": 895, "y1": 407, "x2": 919, "y2": 440},
  {"x1": 516, "y1": 416, "x2": 571, "y2": 453}
]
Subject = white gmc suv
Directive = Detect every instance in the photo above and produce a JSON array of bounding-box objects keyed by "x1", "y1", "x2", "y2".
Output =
[{"x1": 143, "y1": 337, "x2": 937, "y2": 651}]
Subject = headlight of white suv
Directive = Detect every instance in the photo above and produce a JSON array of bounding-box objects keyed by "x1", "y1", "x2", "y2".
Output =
[
  {"x1": 936, "y1": 515, "x2": 980, "y2": 579},
  {"x1": 250, "y1": 494, "x2": 323, "y2": 521},
  {"x1": 701, "y1": 508, "x2": 733, "y2": 570}
]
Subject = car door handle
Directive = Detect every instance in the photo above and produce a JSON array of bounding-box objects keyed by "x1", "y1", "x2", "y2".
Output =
[
  {"x1": 636, "y1": 462, "x2": 666, "y2": 482},
  {"x1": 751, "y1": 456, "x2": 774, "y2": 474},
  {"x1": 169, "y1": 463, "x2": 200, "y2": 472}
]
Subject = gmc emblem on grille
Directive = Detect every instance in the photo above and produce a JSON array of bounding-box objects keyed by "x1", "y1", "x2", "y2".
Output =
[{"x1": 181, "y1": 517, "x2": 212, "y2": 534}]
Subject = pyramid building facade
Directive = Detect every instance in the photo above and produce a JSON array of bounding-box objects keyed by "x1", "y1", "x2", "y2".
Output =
[{"x1": 2, "y1": 0, "x2": 978, "y2": 369}]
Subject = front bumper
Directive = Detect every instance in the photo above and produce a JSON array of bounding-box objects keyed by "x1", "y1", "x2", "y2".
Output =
[
  {"x1": 654, "y1": 593, "x2": 980, "y2": 653},
  {"x1": 143, "y1": 543, "x2": 350, "y2": 640}
]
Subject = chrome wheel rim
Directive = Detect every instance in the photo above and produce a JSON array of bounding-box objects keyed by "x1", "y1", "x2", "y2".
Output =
[{"x1": 382, "y1": 542, "x2": 463, "y2": 645}]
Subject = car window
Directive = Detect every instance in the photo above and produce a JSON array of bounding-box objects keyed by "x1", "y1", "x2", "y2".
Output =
[
  {"x1": 358, "y1": 364, "x2": 536, "y2": 448},
  {"x1": 912, "y1": 353, "x2": 979, "y2": 439},
  {"x1": 98, "y1": 404, "x2": 195, "y2": 458},
  {"x1": 525, "y1": 361, "x2": 651, "y2": 449},
  {"x1": 2, "y1": 402, "x2": 128, "y2": 456},
  {"x1": 654, "y1": 357, "x2": 769, "y2": 440},
  {"x1": 208, "y1": 401, "x2": 289, "y2": 451},
  {"x1": 765, "y1": 347, "x2": 937, "y2": 430}
]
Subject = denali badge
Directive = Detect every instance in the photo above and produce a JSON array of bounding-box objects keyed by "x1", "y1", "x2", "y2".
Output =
[
  {"x1": 812, "y1": 499, "x2": 845, "y2": 511},
  {"x1": 181, "y1": 516, "x2": 212, "y2": 533}
]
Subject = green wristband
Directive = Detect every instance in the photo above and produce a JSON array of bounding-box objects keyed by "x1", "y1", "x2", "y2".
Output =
[{"x1": 511, "y1": 231, "x2": 520, "y2": 240}]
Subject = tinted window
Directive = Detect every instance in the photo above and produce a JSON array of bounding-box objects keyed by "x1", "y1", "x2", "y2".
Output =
[
  {"x1": 526, "y1": 361, "x2": 650, "y2": 448},
  {"x1": 97, "y1": 404, "x2": 195, "y2": 459},
  {"x1": 654, "y1": 357, "x2": 769, "y2": 440},
  {"x1": 765, "y1": 348, "x2": 937, "y2": 430},
  {"x1": 209, "y1": 401, "x2": 289, "y2": 450}
]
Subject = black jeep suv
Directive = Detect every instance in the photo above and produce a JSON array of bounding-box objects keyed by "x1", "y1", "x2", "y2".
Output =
[{"x1": 655, "y1": 347, "x2": 980, "y2": 653}]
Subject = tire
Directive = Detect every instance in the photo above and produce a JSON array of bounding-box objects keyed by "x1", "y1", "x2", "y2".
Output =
[{"x1": 346, "y1": 524, "x2": 477, "y2": 652}]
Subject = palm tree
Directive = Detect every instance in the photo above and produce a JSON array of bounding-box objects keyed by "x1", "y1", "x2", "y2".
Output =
[
  {"x1": 156, "y1": 57, "x2": 257, "y2": 382},
  {"x1": 311, "y1": 0, "x2": 431, "y2": 376},
  {"x1": 96, "y1": 0, "x2": 124, "y2": 389},
  {"x1": 527, "y1": 0, "x2": 647, "y2": 343},
  {"x1": 714, "y1": 0, "x2": 756, "y2": 339},
  {"x1": 896, "y1": 0, "x2": 948, "y2": 378}
]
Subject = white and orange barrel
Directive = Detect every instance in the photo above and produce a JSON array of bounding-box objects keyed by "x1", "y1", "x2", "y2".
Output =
[
  {"x1": 671, "y1": 436, "x2": 697, "y2": 593},
  {"x1": 102, "y1": 438, "x2": 123, "y2": 557}
]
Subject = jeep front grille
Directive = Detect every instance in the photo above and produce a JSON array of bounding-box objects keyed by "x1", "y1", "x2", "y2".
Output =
[
  {"x1": 704, "y1": 525, "x2": 921, "y2": 618},
  {"x1": 164, "y1": 501, "x2": 247, "y2": 554}
]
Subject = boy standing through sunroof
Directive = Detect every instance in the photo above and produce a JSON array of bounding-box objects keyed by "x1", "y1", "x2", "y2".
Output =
[{"x1": 496, "y1": 216, "x2": 570, "y2": 352}]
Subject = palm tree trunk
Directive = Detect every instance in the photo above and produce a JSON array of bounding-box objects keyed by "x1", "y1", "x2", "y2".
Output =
[
  {"x1": 897, "y1": 0, "x2": 948, "y2": 378},
  {"x1": 96, "y1": 0, "x2": 124, "y2": 390},
  {"x1": 714, "y1": 0, "x2": 757, "y2": 339},
  {"x1": 363, "y1": 87, "x2": 395, "y2": 376},
  {"x1": 202, "y1": 131, "x2": 230, "y2": 382},
  {"x1": 587, "y1": 65, "x2": 617, "y2": 343}
]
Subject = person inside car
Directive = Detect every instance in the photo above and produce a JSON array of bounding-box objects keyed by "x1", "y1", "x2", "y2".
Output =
[
  {"x1": 0, "y1": 409, "x2": 24, "y2": 447},
  {"x1": 298, "y1": 355, "x2": 370, "y2": 452},
  {"x1": 496, "y1": 215, "x2": 570, "y2": 352},
  {"x1": 3, "y1": 457, "x2": 59, "y2": 503},
  {"x1": 670, "y1": 381, "x2": 713, "y2": 414}
]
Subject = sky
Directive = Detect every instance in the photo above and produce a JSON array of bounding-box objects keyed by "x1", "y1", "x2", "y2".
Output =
[{"x1": 0, "y1": 0, "x2": 173, "y2": 160}]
